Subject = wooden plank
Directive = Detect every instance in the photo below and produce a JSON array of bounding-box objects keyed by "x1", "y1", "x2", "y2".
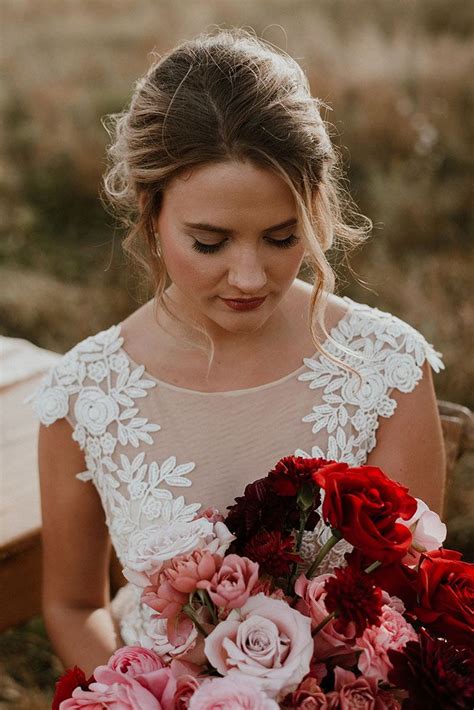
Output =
[
  {"x1": 0, "y1": 532, "x2": 42, "y2": 631},
  {"x1": 0, "y1": 374, "x2": 45, "y2": 549}
]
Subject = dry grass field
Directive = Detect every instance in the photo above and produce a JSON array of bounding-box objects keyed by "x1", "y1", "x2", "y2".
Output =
[{"x1": 0, "y1": 1, "x2": 472, "y2": 707}]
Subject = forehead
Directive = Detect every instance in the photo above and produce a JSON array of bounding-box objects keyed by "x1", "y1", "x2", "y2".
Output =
[{"x1": 161, "y1": 160, "x2": 296, "y2": 226}]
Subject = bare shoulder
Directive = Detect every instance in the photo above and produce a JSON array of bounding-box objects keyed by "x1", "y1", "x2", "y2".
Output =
[{"x1": 291, "y1": 279, "x2": 351, "y2": 333}]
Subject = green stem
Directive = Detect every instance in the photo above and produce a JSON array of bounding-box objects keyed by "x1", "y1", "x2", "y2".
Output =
[
  {"x1": 312, "y1": 610, "x2": 337, "y2": 637},
  {"x1": 306, "y1": 532, "x2": 342, "y2": 579},
  {"x1": 286, "y1": 513, "x2": 309, "y2": 595},
  {"x1": 198, "y1": 589, "x2": 218, "y2": 625},
  {"x1": 182, "y1": 604, "x2": 209, "y2": 637},
  {"x1": 364, "y1": 560, "x2": 382, "y2": 574}
]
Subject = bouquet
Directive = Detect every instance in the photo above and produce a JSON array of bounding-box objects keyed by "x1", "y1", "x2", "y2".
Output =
[{"x1": 53, "y1": 457, "x2": 474, "y2": 709}]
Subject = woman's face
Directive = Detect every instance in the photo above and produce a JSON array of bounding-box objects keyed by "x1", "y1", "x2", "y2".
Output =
[{"x1": 153, "y1": 159, "x2": 306, "y2": 344}]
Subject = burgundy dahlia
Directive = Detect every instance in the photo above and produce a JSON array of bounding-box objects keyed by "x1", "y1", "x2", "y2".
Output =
[
  {"x1": 243, "y1": 530, "x2": 303, "y2": 577},
  {"x1": 224, "y1": 477, "x2": 312, "y2": 550},
  {"x1": 388, "y1": 629, "x2": 474, "y2": 709},
  {"x1": 324, "y1": 565, "x2": 384, "y2": 636}
]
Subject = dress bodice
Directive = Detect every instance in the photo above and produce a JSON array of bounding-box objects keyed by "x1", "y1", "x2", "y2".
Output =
[{"x1": 25, "y1": 296, "x2": 444, "y2": 651}]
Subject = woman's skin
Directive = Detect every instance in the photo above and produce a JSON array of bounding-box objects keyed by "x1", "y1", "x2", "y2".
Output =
[
  {"x1": 39, "y1": 158, "x2": 446, "y2": 677},
  {"x1": 154, "y1": 159, "x2": 307, "y2": 352}
]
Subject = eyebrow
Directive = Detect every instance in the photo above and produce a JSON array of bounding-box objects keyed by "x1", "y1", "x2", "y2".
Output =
[{"x1": 183, "y1": 218, "x2": 298, "y2": 235}]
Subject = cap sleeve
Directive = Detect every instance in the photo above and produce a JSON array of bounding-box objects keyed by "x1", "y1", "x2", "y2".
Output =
[
  {"x1": 23, "y1": 324, "x2": 127, "y2": 429},
  {"x1": 23, "y1": 348, "x2": 84, "y2": 429},
  {"x1": 371, "y1": 311, "x2": 445, "y2": 396}
]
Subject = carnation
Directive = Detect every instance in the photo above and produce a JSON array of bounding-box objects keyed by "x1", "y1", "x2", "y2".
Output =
[
  {"x1": 267, "y1": 455, "x2": 328, "y2": 497},
  {"x1": 356, "y1": 604, "x2": 418, "y2": 682}
]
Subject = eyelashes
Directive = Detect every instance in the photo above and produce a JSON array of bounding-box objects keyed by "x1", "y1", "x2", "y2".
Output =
[{"x1": 191, "y1": 234, "x2": 301, "y2": 255}]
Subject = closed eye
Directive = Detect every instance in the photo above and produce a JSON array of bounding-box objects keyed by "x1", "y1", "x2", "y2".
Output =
[{"x1": 191, "y1": 234, "x2": 300, "y2": 254}]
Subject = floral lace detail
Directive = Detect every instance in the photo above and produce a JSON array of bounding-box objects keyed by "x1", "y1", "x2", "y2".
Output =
[
  {"x1": 25, "y1": 324, "x2": 201, "y2": 562},
  {"x1": 296, "y1": 298, "x2": 444, "y2": 466}
]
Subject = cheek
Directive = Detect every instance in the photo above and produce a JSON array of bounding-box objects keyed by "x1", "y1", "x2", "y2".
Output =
[
  {"x1": 161, "y1": 241, "x2": 216, "y2": 289},
  {"x1": 273, "y1": 243, "x2": 306, "y2": 279}
]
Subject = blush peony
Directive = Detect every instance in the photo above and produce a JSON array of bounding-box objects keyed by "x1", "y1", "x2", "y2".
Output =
[
  {"x1": 107, "y1": 646, "x2": 167, "y2": 676},
  {"x1": 59, "y1": 666, "x2": 176, "y2": 709},
  {"x1": 204, "y1": 592, "x2": 312, "y2": 700}
]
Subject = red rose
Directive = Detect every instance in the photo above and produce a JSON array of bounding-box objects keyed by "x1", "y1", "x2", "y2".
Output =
[
  {"x1": 313, "y1": 463, "x2": 417, "y2": 563},
  {"x1": 414, "y1": 548, "x2": 474, "y2": 648},
  {"x1": 52, "y1": 666, "x2": 94, "y2": 710}
]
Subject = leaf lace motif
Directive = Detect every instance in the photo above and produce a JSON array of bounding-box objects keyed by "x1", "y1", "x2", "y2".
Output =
[{"x1": 27, "y1": 324, "x2": 201, "y2": 562}]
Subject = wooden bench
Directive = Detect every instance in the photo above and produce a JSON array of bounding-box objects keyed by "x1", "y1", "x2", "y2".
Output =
[{"x1": 1, "y1": 339, "x2": 473, "y2": 632}]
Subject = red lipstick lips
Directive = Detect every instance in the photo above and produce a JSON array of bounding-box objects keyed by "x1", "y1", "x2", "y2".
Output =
[{"x1": 220, "y1": 297, "x2": 267, "y2": 311}]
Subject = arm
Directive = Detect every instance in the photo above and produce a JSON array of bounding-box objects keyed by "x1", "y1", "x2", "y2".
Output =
[
  {"x1": 38, "y1": 417, "x2": 121, "y2": 676},
  {"x1": 365, "y1": 360, "x2": 446, "y2": 516}
]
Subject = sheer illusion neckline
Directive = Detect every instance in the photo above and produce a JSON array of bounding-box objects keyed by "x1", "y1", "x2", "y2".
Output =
[{"x1": 117, "y1": 296, "x2": 355, "y2": 397}]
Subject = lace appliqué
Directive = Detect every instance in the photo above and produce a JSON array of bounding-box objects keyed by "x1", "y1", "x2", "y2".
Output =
[
  {"x1": 296, "y1": 300, "x2": 444, "y2": 466},
  {"x1": 25, "y1": 325, "x2": 201, "y2": 562}
]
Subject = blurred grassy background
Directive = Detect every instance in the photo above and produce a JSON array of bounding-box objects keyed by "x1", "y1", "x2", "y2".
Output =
[{"x1": 1, "y1": 0, "x2": 472, "y2": 706}]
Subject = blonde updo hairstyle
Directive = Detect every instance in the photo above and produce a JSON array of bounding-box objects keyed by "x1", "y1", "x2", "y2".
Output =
[{"x1": 102, "y1": 27, "x2": 371, "y2": 381}]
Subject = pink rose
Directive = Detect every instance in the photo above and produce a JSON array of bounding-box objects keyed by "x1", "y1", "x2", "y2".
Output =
[
  {"x1": 326, "y1": 667, "x2": 379, "y2": 709},
  {"x1": 188, "y1": 676, "x2": 279, "y2": 709},
  {"x1": 173, "y1": 674, "x2": 202, "y2": 709},
  {"x1": 398, "y1": 498, "x2": 447, "y2": 565},
  {"x1": 107, "y1": 645, "x2": 167, "y2": 676},
  {"x1": 294, "y1": 574, "x2": 355, "y2": 661},
  {"x1": 197, "y1": 554, "x2": 259, "y2": 609},
  {"x1": 60, "y1": 666, "x2": 176, "y2": 709},
  {"x1": 356, "y1": 604, "x2": 418, "y2": 682},
  {"x1": 285, "y1": 676, "x2": 329, "y2": 709},
  {"x1": 325, "y1": 667, "x2": 401, "y2": 709},
  {"x1": 204, "y1": 592, "x2": 312, "y2": 700}
]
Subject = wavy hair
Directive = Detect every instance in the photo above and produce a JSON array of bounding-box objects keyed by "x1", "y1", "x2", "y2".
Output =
[{"x1": 102, "y1": 27, "x2": 372, "y2": 382}]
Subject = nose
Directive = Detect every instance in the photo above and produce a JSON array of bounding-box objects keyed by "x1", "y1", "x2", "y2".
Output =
[{"x1": 226, "y1": 246, "x2": 268, "y2": 295}]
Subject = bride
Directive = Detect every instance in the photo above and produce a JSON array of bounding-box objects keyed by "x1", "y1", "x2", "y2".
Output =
[{"x1": 29, "y1": 27, "x2": 446, "y2": 677}]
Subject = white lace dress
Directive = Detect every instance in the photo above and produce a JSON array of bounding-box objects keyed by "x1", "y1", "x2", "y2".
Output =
[{"x1": 25, "y1": 296, "x2": 444, "y2": 653}]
